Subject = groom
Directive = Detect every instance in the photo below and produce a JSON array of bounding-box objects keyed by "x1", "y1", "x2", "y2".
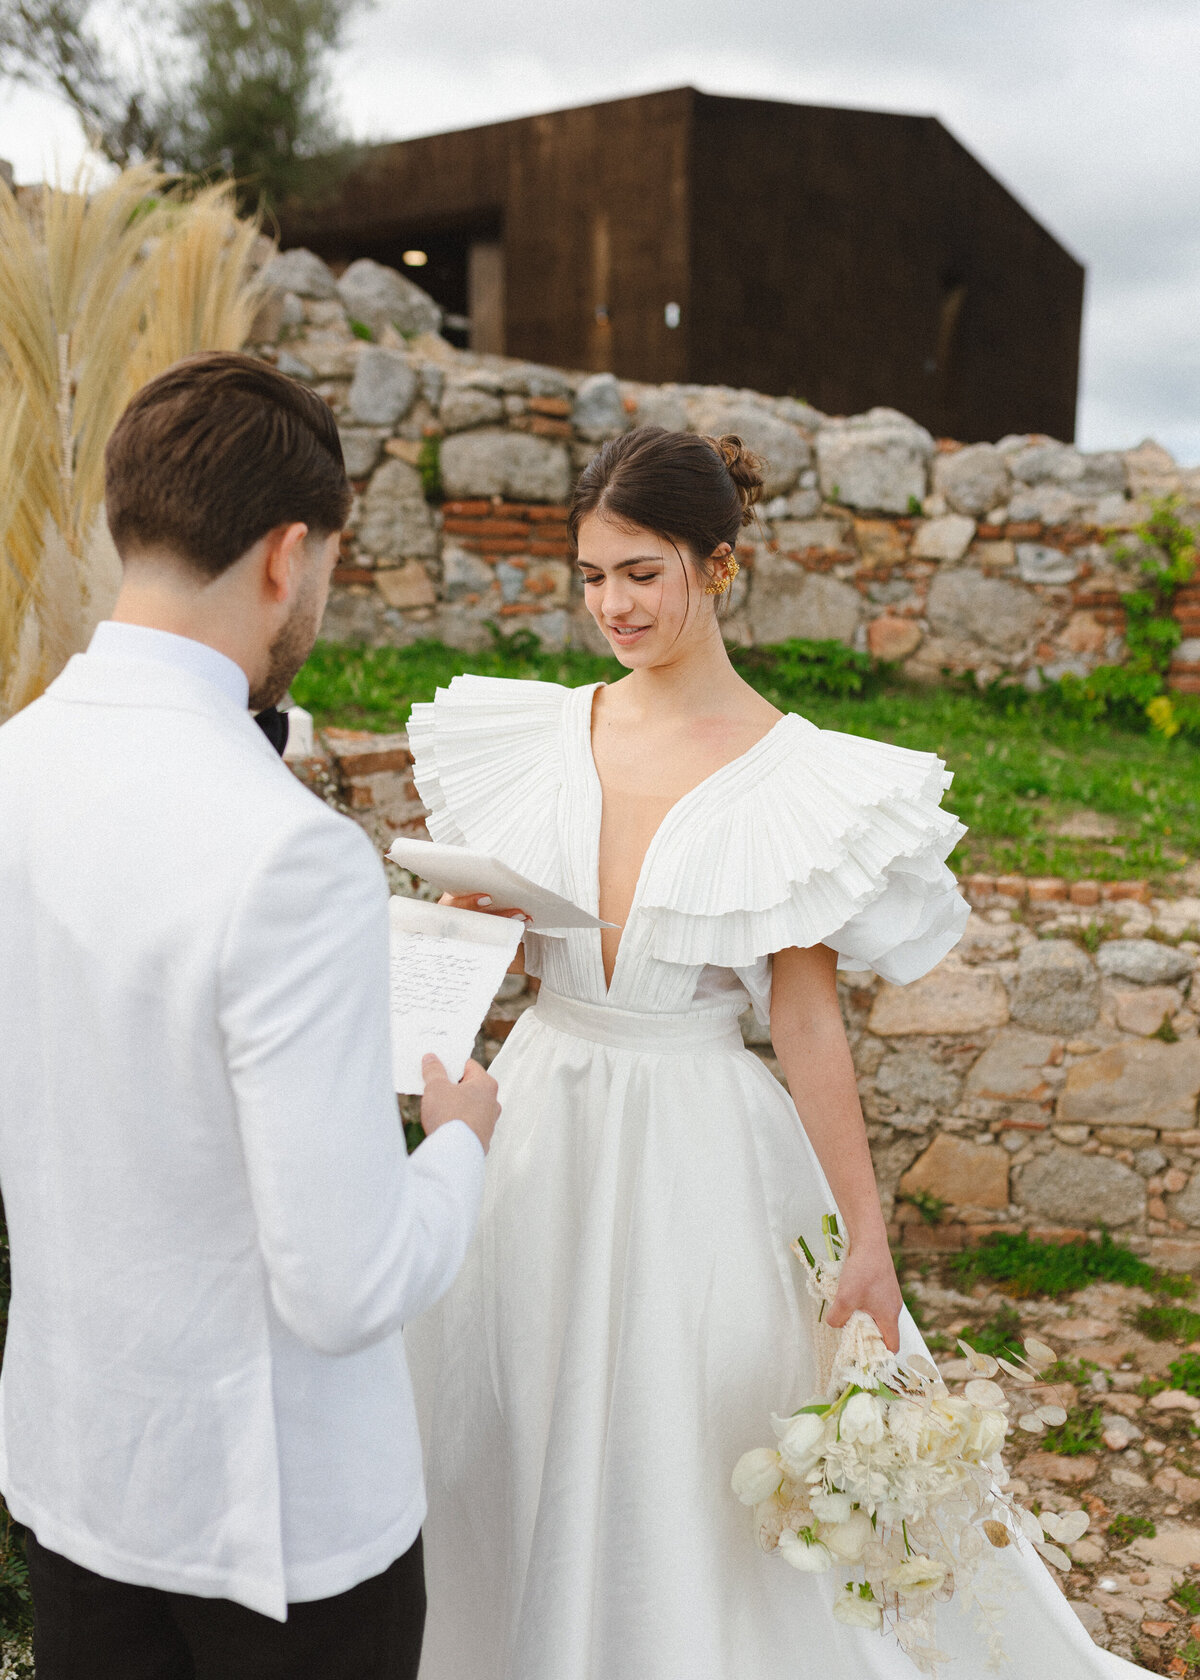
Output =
[{"x1": 0, "y1": 352, "x2": 498, "y2": 1678}]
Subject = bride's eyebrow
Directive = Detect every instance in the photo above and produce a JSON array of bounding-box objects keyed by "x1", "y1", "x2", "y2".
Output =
[{"x1": 575, "y1": 556, "x2": 665, "y2": 570}]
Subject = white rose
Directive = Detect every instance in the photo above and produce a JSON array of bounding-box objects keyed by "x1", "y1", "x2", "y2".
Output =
[
  {"x1": 920, "y1": 1401, "x2": 966, "y2": 1459},
  {"x1": 753, "y1": 1492, "x2": 789, "y2": 1552},
  {"x1": 965, "y1": 1407, "x2": 1008, "y2": 1461},
  {"x1": 832, "y1": 1592, "x2": 883, "y2": 1630},
  {"x1": 732, "y1": 1448, "x2": 783, "y2": 1507},
  {"x1": 839, "y1": 1392, "x2": 885, "y2": 1445},
  {"x1": 773, "y1": 1412, "x2": 827, "y2": 1477},
  {"x1": 777, "y1": 1528, "x2": 834, "y2": 1573},
  {"x1": 931, "y1": 1396, "x2": 972, "y2": 1449},
  {"x1": 888, "y1": 1555, "x2": 947, "y2": 1595},
  {"x1": 809, "y1": 1489, "x2": 853, "y2": 1524},
  {"x1": 823, "y1": 1509, "x2": 873, "y2": 1562}
]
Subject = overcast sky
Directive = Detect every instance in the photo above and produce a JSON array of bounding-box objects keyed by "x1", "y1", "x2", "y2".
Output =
[{"x1": 3, "y1": 0, "x2": 1199, "y2": 461}]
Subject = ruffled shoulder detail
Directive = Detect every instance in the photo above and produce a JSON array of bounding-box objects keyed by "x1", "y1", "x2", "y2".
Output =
[
  {"x1": 407, "y1": 675, "x2": 571, "y2": 893},
  {"x1": 639, "y1": 716, "x2": 969, "y2": 983}
]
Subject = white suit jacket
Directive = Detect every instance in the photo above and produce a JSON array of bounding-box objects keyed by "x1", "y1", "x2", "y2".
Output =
[{"x1": 0, "y1": 639, "x2": 485, "y2": 1618}]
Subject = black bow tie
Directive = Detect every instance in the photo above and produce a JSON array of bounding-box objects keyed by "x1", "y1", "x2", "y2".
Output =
[{"x1": 254, "y1": 707, "x2": 290, "y2": 758}]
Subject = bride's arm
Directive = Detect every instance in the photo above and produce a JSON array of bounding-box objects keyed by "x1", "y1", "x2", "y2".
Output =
[{"x1": 769, "y1": 943, "x2": 903, "y2": 1351}]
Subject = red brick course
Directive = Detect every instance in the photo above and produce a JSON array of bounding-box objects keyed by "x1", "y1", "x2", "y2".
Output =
[
  {"x1": 964, "y1": 873, "x2": 1153, "y2": 906},
  {"x1": 510, "y1": 414, "x2": 573, "y2": 438},
  {"x1": 443, "y1": 517, "x2": 531, "y2": 538},
  {"x1": 443, "y1": 498, "x2": 573, "y2": 561}
]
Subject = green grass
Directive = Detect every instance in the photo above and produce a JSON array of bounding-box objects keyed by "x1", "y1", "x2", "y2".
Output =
[
  {"x1": 1132, "y1": 1303, "x2": 1200, "y2": 1343},
  {"x1": 1040, "y1": 1404, "x2": 1105, "y2": 1456},
  {"x1": 1173, "y1": 1579, "x2": 1200, "y2": 1616},
  {"x1": 1108, "y1": 1513, "x2": 1158, "y2": 1543},
  {"x1": 950, "y1": 1230, "x2": 1194, "y2": 1300},
  {"x1": 1045, "y1": 1357, "x2": 1101, "y2": 1386},
  {"x1": 292, "y1": 636, "x2": 1200, "y2": 885},
  {"x1": 1141, "y1": 1352, "x2": 1200, "y2": 1401},
  {"x1": 965, "y1": 1302, "x2": 1025, "y2": 1360},
  {"x1": 291, "y1": 633, "x2": 613, "y2": 724},
  {"x1": 1164, "y1": 1352, "x2": 1200, "y2": 1396}
]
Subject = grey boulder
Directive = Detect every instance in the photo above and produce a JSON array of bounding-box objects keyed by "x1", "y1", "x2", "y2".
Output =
[
  {"x1": 571, "y1": 373, "x2": 628, "y2": 442},
  {"x1": 1017, "y1": 1145, "x2": 1144, "y2": 1227},
  {"x1": 354, "y1": 459, "x2": 437, "y2": 559},
  {"x1": 347, "y1": 347, "x2": 419, "y2": 427},
  {"x1": 338, "y1": 259, "x2": 442, "y2": 339},
  {"x1": 1097, "y1": 939, "x2": 1196, "y2": 987},
  {"x1": 815, "y1": 408, "x2": 933, "y2": 514},
  {"x1": 258, "y1": 247, "x2": 338, "y2": 300},
  {"x1": 1010, "y1": 940, "x2": 1100, "y2": 1034},
  {"x1": 931, "y1": 442, "x2": 1010, "y2": 518},
  {"x1": 440, "y1": 428, "x2": 571, "y2": 503}
]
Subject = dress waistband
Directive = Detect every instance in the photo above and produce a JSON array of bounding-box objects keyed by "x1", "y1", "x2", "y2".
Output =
[{"x1": 530, "y1": 990, "x2": 745, "y2": 1054}]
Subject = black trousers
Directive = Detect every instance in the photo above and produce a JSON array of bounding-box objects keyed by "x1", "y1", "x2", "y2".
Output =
[{"x1": 26, "y1": 1529, "x2": 426, "y2": 1680}]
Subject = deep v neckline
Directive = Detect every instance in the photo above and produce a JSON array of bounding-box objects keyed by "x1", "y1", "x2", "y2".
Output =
[{"x1": 572, "y1": 683, "x2": 789, "y2": 998}]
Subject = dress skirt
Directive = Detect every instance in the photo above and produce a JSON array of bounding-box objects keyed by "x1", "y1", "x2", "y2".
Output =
[{"x1": 408, "y1": 992, "x2": 1136, "y2": 1679}]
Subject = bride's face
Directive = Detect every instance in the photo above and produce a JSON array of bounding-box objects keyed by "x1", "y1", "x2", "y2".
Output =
[{"x1": 575, "y1": 513, "x2": 716, "y2": 668}]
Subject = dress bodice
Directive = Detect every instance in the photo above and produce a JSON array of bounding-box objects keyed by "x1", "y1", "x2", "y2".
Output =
[{"x1": 407, "y1": 676, "x2": 970, "y2": 1021}]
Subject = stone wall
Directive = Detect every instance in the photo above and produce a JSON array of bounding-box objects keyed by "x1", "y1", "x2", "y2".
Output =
[
  {"x1": 253, "y1": 247, "x2": 1200, "y2": 692},
  {"x1": 306, "y1": 729, "x2": 1200, "y2": 1264}
]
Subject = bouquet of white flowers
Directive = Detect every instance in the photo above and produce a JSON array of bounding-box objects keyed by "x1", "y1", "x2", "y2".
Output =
[{"x1": 731, "y1": 1216, "x2": 1090, "y2": 1673}]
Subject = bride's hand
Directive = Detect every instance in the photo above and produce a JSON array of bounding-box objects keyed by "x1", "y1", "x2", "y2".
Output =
[
  {"x1": 824, "y1": 1239, "x2": 903, "y2": 1354},
  {"x1": 438, "y1": 892, "x2": 531, "y2": 920},
  {"x1": 438, "y1": 893, "x2": 532, "y2": 974}
]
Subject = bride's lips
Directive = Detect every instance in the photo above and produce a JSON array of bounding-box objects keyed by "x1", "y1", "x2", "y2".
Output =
[{"x1": 607, "y1": 623, "x2": 650, "y2": 646}]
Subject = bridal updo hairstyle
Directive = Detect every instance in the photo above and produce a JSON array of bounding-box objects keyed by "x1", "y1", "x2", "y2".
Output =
[{"x1": 568, "y1": 426, "x2": 766, "y2": 601}]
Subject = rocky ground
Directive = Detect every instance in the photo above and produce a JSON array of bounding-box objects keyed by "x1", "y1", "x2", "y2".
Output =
[
  {"x1": 3, "y1": 1271, "x2": 1198, "y2": 1677},
  {"x1": 906, "y1": 1262, "x2": 1200, "y2": 1674}
]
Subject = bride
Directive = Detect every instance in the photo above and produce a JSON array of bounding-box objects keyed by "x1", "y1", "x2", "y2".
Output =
[{"x1": 404, "y1": 426, "x2": 1144, "y2": 1677}]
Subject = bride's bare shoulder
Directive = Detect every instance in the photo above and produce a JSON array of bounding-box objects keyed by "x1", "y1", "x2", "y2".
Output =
[
  {"x1": 709, "y1": 678, "x2": 784, "y2": 751},
  {"x1": 736, "y1": 683, "x2": 785, "y2": 732}
]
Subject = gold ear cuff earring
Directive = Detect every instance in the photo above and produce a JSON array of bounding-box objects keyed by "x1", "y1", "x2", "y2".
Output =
[{"x1": 704, "y1": 556, "x2": 739, "y2": 596}]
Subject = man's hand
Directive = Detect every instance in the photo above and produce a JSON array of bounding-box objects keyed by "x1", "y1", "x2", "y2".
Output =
[{"x1": 420, "y1": 1055, "x2": 500, "y2": 1154}]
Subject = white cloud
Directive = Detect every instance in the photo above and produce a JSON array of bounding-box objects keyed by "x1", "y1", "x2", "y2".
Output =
[{"x1": 0, "y1": 83, "x2": 97, "y2": 183}]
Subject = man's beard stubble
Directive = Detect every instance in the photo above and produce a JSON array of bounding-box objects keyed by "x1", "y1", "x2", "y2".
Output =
[{"x1": 248, "y1": 584, "x2": 322, "y2": 712}]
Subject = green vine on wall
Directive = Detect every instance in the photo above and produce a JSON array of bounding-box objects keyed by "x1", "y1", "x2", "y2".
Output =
[
  {"x1": 417, "y1": 433, "x2": 443, "y2": 502},
  {"x1": 1114, "y1": 498, "x2": 1195, "y2": 675},
  {"x1": 1054, "y1": 497, "x2": 1198, "y2": 739}
]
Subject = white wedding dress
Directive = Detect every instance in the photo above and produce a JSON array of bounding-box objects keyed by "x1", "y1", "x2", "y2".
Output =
[{"x1": 405, "y1": 674, "x2": 1144, "y2": 1679}]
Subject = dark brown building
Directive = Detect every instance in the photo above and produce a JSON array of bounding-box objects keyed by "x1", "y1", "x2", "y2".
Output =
[{"x1": 281, "y1": 87, "x2": 1084, "y2": 442}]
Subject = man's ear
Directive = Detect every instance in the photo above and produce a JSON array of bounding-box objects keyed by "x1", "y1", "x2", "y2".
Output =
[{"x1": 260, "y1": 523, "x2": 311, "y2": 603}]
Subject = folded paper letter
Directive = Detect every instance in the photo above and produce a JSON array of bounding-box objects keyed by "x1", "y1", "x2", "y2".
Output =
[
  {"x1": 389, "y1": 897, "x2": 525, "y2": 1093},
  {"x1": 386, "y1": 838, "x2": 616, "y2": 931}
]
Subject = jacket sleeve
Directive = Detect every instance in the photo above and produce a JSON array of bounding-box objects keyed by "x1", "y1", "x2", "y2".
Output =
[{"x1": 218, "y1": 809, "x2": 485, "y2": 1355}]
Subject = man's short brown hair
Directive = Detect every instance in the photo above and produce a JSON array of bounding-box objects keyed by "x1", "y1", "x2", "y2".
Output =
[{"x1": 105, "y1": 352, "x2": 353, "y2": 577}]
